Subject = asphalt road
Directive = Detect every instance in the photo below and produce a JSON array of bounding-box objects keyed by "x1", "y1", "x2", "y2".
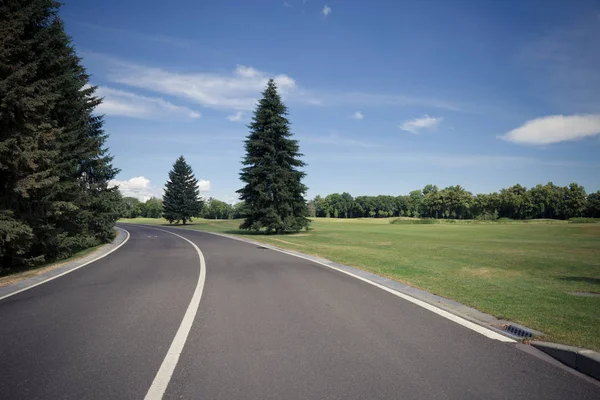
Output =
[{"x1": 0, "y1": 224, "x2": 598, "y2": 399}]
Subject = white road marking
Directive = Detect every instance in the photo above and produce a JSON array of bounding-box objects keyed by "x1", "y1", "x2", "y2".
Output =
[
  {"x1": 144, "y1": 228, "x2": 207, "y2": 400},
  {"x1": 197, "y1": 229, "x2": 516, "y2": 343},
  {"x1": 267, "y1": 246, "x2": 515, "y2": 342},
  {"x1": 123, "y1": 223, "x2": 515, "y2": 344},
  {"x1": 0, "y1": 228, "x2": 131, "y2": 302}
]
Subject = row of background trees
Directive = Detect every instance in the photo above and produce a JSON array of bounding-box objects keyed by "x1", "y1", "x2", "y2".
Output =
[
  {"x1": 120, "y1": 196, "x2": 247, "y2": 220},
  {"x1": 308, "y1": 183, "x2": 600, "y2": 220},
  {"x1": 121, "y1": 181, "x2": 600, "y2": 222}
]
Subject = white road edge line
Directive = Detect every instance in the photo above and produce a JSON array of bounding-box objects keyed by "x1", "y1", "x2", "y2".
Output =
[
  {"x1": 178, "y1": 227, "x2": 515, "y2": 343},
  {"x1": 0, "y1": 228, "x2": 131, "y2": 302},
  {"x1": 125, "y1": 223, "x2": 515, "y2": 343},
  {"x1": 144, "y1": 228, "x2": 207, "y2": 400},
  {"x1": 265, "y1": 245, "x2": 516, "y2": 343}
]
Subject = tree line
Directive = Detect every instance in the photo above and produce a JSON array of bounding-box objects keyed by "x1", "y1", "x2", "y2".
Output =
[
  {"x1": 120, "y1": 195, "x2": 246, "y2": 220},
  {"x1": 1, "y1": 1, "x2": 121, "y2": 269},
  {"x1": 309, "y1": 183, "x2": 600, "y2": 220}
]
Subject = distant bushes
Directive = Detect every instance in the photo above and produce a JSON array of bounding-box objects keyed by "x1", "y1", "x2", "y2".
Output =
[
  {"x1": 389, "y1": 218, "x2": 572, "y2": 225},
  {"x1": 390, "y1": 218, "x2": 440, "y2": 225},
  {"x1": 569, "y1": 218, "x2": 600, "y2": 224}
]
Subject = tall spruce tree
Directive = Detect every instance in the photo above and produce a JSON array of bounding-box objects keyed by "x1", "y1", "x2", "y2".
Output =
[
  {"x1": 237, "y1": 79, "x2": 309, "y2": 233},
  {"x1": 0, "y1": 0, "x2": 120, "y2": 268},
  {"x1": 163, "y1": 156, "x2": 203, "y2": 225}
]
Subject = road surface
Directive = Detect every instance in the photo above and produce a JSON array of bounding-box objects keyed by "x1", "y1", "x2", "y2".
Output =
[{"x1": 0, "y1": 223, "x2": 598, "y2": 399}]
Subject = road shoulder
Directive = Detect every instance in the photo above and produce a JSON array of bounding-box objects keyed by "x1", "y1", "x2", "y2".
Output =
[{"x1": 0, "y1": 227, "x2": 129, "y2": 301}]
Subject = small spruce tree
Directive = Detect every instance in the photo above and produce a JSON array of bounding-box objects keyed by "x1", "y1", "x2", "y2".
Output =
[
  {"x1": 163, "y1": 156, "x2": 203, "y2": 225},
  {"x1": 237, "y1": 79, "x2": 309, "y2": 233}
]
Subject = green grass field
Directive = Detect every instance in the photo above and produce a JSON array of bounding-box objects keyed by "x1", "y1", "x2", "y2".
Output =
[{"x1": 121, "y1": 217, "x2": 600, "y2": 351}]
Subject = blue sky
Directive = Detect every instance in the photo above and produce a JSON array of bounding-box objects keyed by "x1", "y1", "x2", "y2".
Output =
[{"x1": 62, "y1": 0, "x2": 600, "y2": 202}]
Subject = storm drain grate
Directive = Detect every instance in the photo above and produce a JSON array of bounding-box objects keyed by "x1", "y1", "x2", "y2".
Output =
[{"x1": 504, "y1": 324, "x2": 534, "y2": 338}]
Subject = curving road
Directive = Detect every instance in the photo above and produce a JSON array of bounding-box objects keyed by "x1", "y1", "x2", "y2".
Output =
[{"x1": 0, "y1": 223, "x2": 598, "y2": 399}]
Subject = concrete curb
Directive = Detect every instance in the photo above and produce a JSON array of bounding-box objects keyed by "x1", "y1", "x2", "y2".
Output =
[
  {"x1": 0, "y1": 227, "x2": 129, "y2": 300},
  {"x1": 531, "y1": 341, "x2": 600, "y2": 381}
]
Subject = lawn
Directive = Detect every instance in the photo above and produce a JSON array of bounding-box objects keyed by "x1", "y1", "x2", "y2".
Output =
[{"x1": 120, "y1": 217, "x2": 600, "y2": 351}]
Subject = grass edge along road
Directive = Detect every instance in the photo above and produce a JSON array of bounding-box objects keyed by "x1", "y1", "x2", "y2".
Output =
[{"x1": 121, "y1": 217, "x2": 600, "y2": 352}]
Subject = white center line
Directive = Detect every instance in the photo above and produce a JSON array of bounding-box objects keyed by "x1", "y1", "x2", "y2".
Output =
[{"x1": 144, "y1": 228, "x2": 207, "y2": 400}]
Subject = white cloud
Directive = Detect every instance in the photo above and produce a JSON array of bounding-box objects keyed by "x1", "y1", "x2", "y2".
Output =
[
  {"x1": 399, "y1": 115, "x2": 443, "y2": 134},
  {"x1": 198, "y1": 180, "x2": 211, "y2": 192},
  {"x1": 94, "y1": 86, "x2": 201, "y2": 120},
  {"x1": 91, "y1": 54, "x2": 462, "y2": 112},
  {"x1": 283, "y1": 1, "x2": 292, "y2": 7},
  {"x1": 500, "y1": 114, "x2": 600, "y2": 145},
  {"x1": 322, "y1": 5, "x2": 331, "y2": 16},
  {"x1": 227, "y1": 111, "x2": 244, "y2": 122},
  {"x1": 105, "y1": 61, "x2": 296, "y2": 111},
  {"x1": 109, "y1": 176, "x2": 211, "y2": 200},
  {"x1": 109, "y1": 176, "x2": 162, "y2": 201},
  {"x1": 352, "y1": 111, "x2": 364, "y2": 120}
]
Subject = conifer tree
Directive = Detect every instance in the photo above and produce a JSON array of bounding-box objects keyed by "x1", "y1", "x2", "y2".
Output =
[
  {"x1": 163, "y1": 156, "x2": 203, "y2": 225},
  {"x1": 0, "y1": 0, "x2": 120, "y2": 267},
  {"x1": 237, "y1": 79, "x2": 309, "y2": 233}
]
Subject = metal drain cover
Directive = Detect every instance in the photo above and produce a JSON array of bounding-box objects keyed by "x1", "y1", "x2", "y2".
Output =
[{"x1": 504, "y1": 324, "x2": 535, "y2": 338}]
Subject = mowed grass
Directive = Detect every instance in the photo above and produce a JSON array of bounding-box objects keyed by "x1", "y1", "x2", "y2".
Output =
[{"x1": 120, "y1": 217, "x2": 600, "y2": 350}]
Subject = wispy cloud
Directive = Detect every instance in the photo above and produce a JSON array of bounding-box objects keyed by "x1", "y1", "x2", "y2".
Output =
[
  {"x1": 227, "y1": 111, "x2": 244, "y2": 122},
  {"x1": 105, "y1": 60, "x2": 296, "y2": 111},
  {"x1": 313, "y1": 91, "x2": 463, "y2": 111},
  {"x1": 75, "y1": 21, "x2": 191, "y2": 48},
  {"x1": 92, "y1": 54, "x2": 463, "y2": 112},
  {"x1": 283, "y1": 1, "x2": 292, "y2": 7},
  {"x1": 322, "y1": 5, "x2": 332, "y2": 16},
  {"x1": 301, "y1": 133, "x2": 378, "y2": 148},
  {"x1": 307, "y1": 152, "x2": 595, "y2": 169},
  {"x1": 499, "y1": 114, "x2": 600, "y2": 145},
  {"x1": 399, "y1": 115, "x2": 443, "y2": 134},
  {"x1": 352, "y1": 111, "x2": 364, "y2": 120},
  {"x1": 520, "y1": 15, "x2": 600, "y2": 113},
  {"x1": 93, "y1": 86, "x2": 201, "y2": 120}
]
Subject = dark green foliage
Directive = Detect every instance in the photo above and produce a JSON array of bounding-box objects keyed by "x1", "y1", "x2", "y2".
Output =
[
  {"x1": 0, "y1": 0, "x2": 120, "y2": 269},
  {"x1": 118, "y1": 196, "x2": 162, "y2": 218},
  {"x1": 237, "y1": 79, "x2": 309, "y2": 233},
  {"x1": 120, "y1": 197, "x2": 141, "y2": 218},
  {"x1": 163, "y1": 156, "x2": 203, "y2": 225},
  {"x1": 144, "y1": 197, "x2": 163, "y2": 219},
  {"x1": 202, "y1": 198, "x2": 233, "y2": 219},
  {"x1": 586, "y1": 191, "x2": 600, "y2": 218},
  {"x1": 232, "y1": 201, "x2": 247, "y2": 219},
  {"x1": 313, "y1": 182, "x2": 599, "y2": 221}
]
